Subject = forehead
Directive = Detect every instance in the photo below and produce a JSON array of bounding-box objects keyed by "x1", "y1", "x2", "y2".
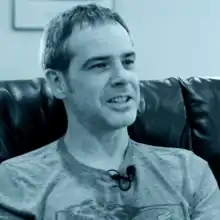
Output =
[{"x1": 68, "y1": 23, "x2": 134, "y2": 59}]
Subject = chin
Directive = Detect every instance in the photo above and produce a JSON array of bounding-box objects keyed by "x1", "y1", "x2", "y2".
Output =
[{"x1": 107, "y1": 111, "x2": 137, "y2": 129}]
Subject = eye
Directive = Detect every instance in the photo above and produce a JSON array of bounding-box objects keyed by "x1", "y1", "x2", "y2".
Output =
[
  {"x1": 123, "y1": 59, "x2": 135, "y2": 68},
  {"x1": 90, "y1": 63, "x2": 108, "y2": 69}
]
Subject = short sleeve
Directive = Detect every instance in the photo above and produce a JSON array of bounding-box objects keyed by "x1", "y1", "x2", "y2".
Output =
[
  {"x1": 0, "y1": 163, "x2": 27, "y2": 219},
  {"x1": 190, "y1": 154, "x2": 220, "y2": 219}
]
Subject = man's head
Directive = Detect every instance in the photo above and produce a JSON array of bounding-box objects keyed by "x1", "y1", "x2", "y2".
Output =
[
  {"x1": 39, "y1": 4, "x2": 140, "y2": 132},
  {"x1": 39, "y1": 4, "x2": 130, "y2": 74}
]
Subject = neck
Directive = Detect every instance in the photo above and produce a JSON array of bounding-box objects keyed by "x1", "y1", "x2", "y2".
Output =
[{"x1": 63, "y1": 114, "x2": 130, "y2": 170}]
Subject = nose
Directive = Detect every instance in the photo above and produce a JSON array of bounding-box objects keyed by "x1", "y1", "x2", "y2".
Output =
[{"x1": 110, "y1": 65, "x2": 132, "y2": 88}]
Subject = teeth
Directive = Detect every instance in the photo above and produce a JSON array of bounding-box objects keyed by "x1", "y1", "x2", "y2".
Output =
[{"x1": 109, "y1": 96, "x2": 129, "y2": 103}]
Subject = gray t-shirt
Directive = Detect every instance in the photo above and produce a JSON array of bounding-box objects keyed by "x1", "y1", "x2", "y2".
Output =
[{"x1": 0, "y1": 138, "x2": 219, "y2": 220}]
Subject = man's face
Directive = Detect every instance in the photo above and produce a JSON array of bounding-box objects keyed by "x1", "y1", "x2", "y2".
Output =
[{"x1": 64, "y1": 23, "x2": 140, "y2": 131}]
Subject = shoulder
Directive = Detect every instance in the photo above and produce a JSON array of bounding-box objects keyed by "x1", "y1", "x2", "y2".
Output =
[
  {"x1": 0, "y1": 139, "x2": 62, "y2": 206},
  {"x1": 2, "y1": 139, "x2": 60, "y2": 167},
  {"x1": 131, "y1": 139, "x2": 210, "y2": 193},
  {"x1": 0, "y1": 139, "x2": 61, "y2": 189},
  {"x1": 131, "y1": 140, "x2": 215, "y2": 204},
  {"x1": 131, "y1": 139, "x2": 208, "y2": 170}
]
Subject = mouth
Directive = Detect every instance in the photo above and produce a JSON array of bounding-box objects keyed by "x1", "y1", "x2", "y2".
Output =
[{"x1": 107, "y1": 95, "x2": 132, "y2": 104}]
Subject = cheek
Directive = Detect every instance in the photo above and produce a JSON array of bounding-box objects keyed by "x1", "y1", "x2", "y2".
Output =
[
  {"x1": 133, "y1": 76, "x2": 140, "y2": 94},
  {"x1": 71, "y1": 79, "x2": 104, "y2": 105},
  {"x1": 68, "y1": 71, "x2": 111, "y2": 102}
]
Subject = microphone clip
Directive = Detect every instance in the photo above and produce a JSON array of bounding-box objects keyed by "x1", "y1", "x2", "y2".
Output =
[{"x1": 108, "y1": 165, "x2": 136, "y2": 191}]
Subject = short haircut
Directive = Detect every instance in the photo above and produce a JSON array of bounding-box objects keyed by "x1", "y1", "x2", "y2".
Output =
[{"x1": 39, "y1": 4, "x2": 130, "y2": 74}]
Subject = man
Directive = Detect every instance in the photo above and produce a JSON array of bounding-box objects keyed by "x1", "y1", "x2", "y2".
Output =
[{"x1": 0, "y1": 3, "x2": 219, "y2": 220}]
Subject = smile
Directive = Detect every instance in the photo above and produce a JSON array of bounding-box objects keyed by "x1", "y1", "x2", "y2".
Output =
[{"x1": 108, "y1": 95, "x2": 131, "y2": 103}]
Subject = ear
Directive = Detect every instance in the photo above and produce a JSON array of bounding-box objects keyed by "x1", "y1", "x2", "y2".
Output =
[{"x1": 45, "y1": 69, "x2": 68, "y2": 99}]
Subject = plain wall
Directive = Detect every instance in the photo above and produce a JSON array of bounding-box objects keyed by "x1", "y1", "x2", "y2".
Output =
[{"x1": 1, "y1": 0, "x2": 220, "y2": 80}]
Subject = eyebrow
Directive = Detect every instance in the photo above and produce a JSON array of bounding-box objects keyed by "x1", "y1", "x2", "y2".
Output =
[
  {"x1": 81, "y1": 51, "x2": 136, "y2": 69},
  {"x1": 123, "y1": 51, "x2": 136, "y2": 59}
]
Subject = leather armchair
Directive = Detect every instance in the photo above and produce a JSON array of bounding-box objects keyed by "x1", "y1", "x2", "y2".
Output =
[{"x1": 0, "y1": 77, "x2": 219, "y2": 186}]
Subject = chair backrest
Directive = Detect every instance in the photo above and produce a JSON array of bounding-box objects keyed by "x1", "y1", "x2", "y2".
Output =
[
  {"x1": 179, "y1": 77, "x2": 220, "y2": 186},
  {"x1": 2, "y1": 76, "x2": 220, "y2": 186},
  {"x1": 0, "y1": 77, "x2": 189, "y2": 162}
]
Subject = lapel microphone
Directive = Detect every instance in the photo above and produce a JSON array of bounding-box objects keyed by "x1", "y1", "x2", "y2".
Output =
[{"x1": 108, "y1": 165, "x2": 136, "y2": 191}]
